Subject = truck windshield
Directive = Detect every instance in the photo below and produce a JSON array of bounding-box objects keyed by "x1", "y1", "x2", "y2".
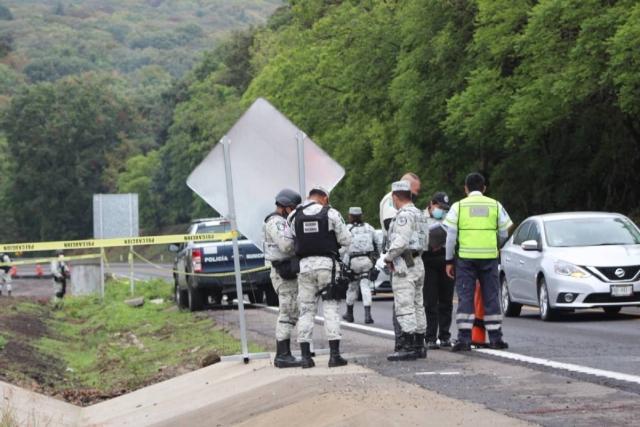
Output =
[{"x1": 196, "y1": 224, "x2": 246, "y2": 241}]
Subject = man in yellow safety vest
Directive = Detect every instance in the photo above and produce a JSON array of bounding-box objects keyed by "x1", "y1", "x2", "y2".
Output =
[{"x1": 444, "y1": 173, "x2": 512, "y2": 352}]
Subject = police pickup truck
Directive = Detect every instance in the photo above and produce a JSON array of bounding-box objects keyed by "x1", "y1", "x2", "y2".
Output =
[{"x1": 170, "y1": 218, "x2": 277, "y2": 311}]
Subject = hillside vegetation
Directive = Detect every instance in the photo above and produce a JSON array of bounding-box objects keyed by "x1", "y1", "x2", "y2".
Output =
[{"x1": 2, "y1": 0, "x2": 640, "y2": 245}]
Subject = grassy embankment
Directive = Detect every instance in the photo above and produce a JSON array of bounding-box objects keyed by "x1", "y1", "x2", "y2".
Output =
[{"x1": 0, "y1": 279, "x2": 262, "y2": 405}]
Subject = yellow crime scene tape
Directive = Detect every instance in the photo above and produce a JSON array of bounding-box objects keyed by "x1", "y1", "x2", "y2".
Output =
[
  {"x1": 0, "y1": 231, "x2": 270, "y2": 278},
  {"x1": 0, "y1": 253, "x2": 102, "y2": 267},
  {"x1": 0, "y1": 232, "x2": 237, "y2": 253}
]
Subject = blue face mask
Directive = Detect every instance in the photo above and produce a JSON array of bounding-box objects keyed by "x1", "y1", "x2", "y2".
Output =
[{"x1": 432, "y1": 208, "x2": 446, "y2": 220}]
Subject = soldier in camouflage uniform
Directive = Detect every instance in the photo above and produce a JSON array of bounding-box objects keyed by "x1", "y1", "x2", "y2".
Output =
[
  {"x1": 0, "y1": 253, "x2": 12, "y2": 297},
  {"x1": 385, "y1": 180, "x2": 429, "y2": 361},
  {"x1": 262, "y1": 188, "x2": 303, "y2": 368},
  {"x1": 50, "y1": 249, "x2": 70, "y2": 310},
  {"x1": 289, "y1": 184, "x2": 353, "y2": 368},
  {"x1": 342, "y1": 207, "x2": 382, "y2": 324}
]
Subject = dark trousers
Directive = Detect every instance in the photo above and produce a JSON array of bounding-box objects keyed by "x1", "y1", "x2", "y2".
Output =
[
  {"x1": 455, "y1": 258, "x2": 503, "y2": 343},
  {"x1": 423, "y1": 264, "x2": 454, "y2": 342}
]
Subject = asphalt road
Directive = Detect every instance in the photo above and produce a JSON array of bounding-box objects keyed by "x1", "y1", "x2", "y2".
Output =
[
  {"x1": 25, "y1": 259, "x2": 640, "y2": 382},
  {"x1": 339, "y1": 296, "x2": 640, "y2": 377}
]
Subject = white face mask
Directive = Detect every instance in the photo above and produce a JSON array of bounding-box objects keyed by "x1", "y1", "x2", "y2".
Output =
[{"x1": 58, "y1": 255, "x2": 64, "y2": 259}]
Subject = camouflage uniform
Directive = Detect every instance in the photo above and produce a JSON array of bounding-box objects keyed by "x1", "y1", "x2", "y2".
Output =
[
  {"x1": 0, "y1": 253, "x2": 12, "y2": 296},
  {"x1": 50, "y1": 257, "x2": 70, "y2": 304},
  {"x1": 344, "y1": 222, "x2": 382, "y2": 306},
  {"x1": 290, "y1": 201, "x2": 353, "y2": 343},
  {"x1": 385, "y1": 203, "x2": 429, "y2": 335},
  {"x1": 262, "y1": 214, "x2": 298, "y2": 341}
]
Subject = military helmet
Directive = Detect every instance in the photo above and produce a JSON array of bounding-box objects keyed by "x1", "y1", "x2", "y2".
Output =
[
  {"x1": 275, "y1": 188, "x2": 302, "y2": 208},
  {"x1": 54, "y1": 249, "x2": 64, "y2": 256}
]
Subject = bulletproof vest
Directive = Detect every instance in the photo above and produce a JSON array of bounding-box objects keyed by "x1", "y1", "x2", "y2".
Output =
[
  {"x1": 391, "y1": 206, "x2": 430, "y2": 252},
  {"x1": 262, "y1": 212, "x2": 292, "y2": 261},
  {"x1": 347, "y1": 223, "x2": 374, "y2": 255},
  {"x1": 293, "y1": 205, "x2": 340, "y2": 258}
]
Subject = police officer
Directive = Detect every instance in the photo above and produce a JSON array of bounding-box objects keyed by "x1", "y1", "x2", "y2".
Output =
[
  {"x1": 423, "y1": 192, "x2": 454, "y2": 350},
  {"x1": 379, "y1": 173, "x2": 421, "y2": 351},
  {"x1": 342, "y1": 207, "x2": 382, "y2": 324},
  {"x1": 289, "y1": 184, "x2": 353, "y2": 368},
  {"x1": 0, "y1": 253, "x2": 12, "y2": 297},
  {"x1": 50, "y1": 249, "x2": 70, "y2": 310},
  {"x1": 262, "y1": 188, "x2": 303, "y2": 369},
  {"x1": 385, "y1": 180, "x2": 429, "y2": 361},
  {"x1": 444, "y1": 173, "x2": 512, "y2": 351}
]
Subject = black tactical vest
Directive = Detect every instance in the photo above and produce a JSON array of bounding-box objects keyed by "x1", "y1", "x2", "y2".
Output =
[{"x1": 293, "y1": 205, "x2": 340, "y2": 258}]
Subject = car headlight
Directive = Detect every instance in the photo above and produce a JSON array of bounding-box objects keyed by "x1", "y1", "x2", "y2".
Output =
[{"x1": 554, "y1": 261, "x2": 591, "y2": 279}]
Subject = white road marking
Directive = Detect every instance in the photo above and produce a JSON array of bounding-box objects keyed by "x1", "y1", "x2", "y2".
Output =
[
  {"x1": 416, "y1": 372, "x2": 460, "y2": 376},
  {"x1": 263, "y1": 306, "x2": 640, "y2": 385},
  {"x1": 263, "y1": 306, "x2": 395, "y2": 336},
  {"x1": 477, "y1": 349, "x2": 640, "y2": 385}
]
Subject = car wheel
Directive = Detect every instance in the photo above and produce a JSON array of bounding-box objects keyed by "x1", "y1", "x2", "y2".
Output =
[
  {"x1": 248, "y1": 288, "x2": 265, "y2": 304},
  {"x1": 538, "y1": 278, "x2": 558, "y2": 321},
  {"x1": 187, "y1": 278, "x2": 205, "y2": 312},
  {"x1": 175, "y1": 282, "x2": 188, "y2": 308},
  {"x1": 501, "y1": 275, "x2": 522, "y2": 317},
  {"x1": 603, "y1": 306, "x2": 622, "y2": 315},
  {"x1": 265, "y1": 281, "x2": 279, "y2": 307}
]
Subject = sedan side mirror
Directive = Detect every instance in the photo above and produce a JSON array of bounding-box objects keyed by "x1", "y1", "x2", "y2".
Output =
[
  {"x1": 168, "y1": 244, "x2": 180, "y2": 253},
  {"x1": 521, "y1": 240, "x2": 541, "y2": 251}
]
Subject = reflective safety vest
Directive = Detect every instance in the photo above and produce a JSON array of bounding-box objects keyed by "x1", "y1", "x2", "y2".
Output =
[{"x1": 456, "y1": 195, "x2": 499, "y2": 259}]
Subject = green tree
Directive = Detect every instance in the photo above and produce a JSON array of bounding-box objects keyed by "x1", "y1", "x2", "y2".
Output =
[
  {"x1": 1, "y1": 75, "x2": 135, "y2": 241},
  {"x1": 117, "y1": 151, "x2": 162, "y2": 230},
  {"x1": 0, "y1": 3, "x2": 12, "y2": 21}
]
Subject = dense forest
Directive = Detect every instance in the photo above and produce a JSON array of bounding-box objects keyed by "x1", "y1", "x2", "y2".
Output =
[{"x1": 2, "y1": 0, "x2": 640, "y2": 243}]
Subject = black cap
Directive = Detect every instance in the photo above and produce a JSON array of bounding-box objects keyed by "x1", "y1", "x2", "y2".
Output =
[{"x1": 431, "y1": 192, "x2": 450, "y2": 209}]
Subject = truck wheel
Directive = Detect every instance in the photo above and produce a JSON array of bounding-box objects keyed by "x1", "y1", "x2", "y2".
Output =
[
  {"x1": 175, "y1": 282, "x2": 188, "y2": 308},
  {"x1": 248, "y1": 288, "x2": 264, "y2": 304},
  {"x1": 187, "y1": 280, "x2": 205, "y2": 312},
  {"x1": 265, "y1": 282, "x2": 279, "y2": 307}
]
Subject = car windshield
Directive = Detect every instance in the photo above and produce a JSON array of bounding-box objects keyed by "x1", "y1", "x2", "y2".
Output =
[
  {"x1": 196, "y1": 224, "x2": 246, "y2": 241},
  {"x1": 545, "y1": 217, "x2": 640, "y2": 247}
]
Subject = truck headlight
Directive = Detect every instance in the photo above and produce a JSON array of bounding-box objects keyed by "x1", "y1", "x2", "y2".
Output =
[{"x1": 554, "y1": 261, "x2": 591, "y2": 279}]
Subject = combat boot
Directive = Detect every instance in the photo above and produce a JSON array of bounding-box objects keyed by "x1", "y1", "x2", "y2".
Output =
[
  {"x1": 274, "y1": 339, "x2": 303, "y2": 368},
  {"x1": 364, "y1": 306, "x2": 374, "y2": 324},
  {"x1": 342, "y1": 305, "x2": 354, "y2": 323},
  {"x1": 387, "y1": 333, "x2": 418, "y2": 361},
  {"x1": 328, "y1": 340, "x2": 348, "y2": 368},
  {"x1": 413, "y1": 333, "x2": 427, "y2": 359},
  {"x1": 299, "y1": 342, "x2": 315, "y2": 369}
]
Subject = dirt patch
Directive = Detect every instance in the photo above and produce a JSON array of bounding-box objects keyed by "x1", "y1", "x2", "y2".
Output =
[
  {"x1": 3, "y1": 314, "x2": 47, "y2": 338},
  {"x1": 0, "y1": 341, "x2": 66, "y2": 391}
]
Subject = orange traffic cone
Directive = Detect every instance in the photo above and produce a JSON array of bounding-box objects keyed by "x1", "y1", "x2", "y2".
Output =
[
  {"x1": 36, "y1": 265, "x2": 43, "y2": 276},
  {"x1": 9, "y1": 266, "x2": 17, "y2": 276},
  {"x1": 471, "y1": 280, "x2": 490, "y2": 348}
]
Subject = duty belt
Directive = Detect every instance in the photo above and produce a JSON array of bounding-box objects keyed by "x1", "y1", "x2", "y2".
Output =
[{"x1": 350, "y1": 253, "x2": 370, "y2": 259}]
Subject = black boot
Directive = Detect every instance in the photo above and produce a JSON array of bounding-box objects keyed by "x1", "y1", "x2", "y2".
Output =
[
  {"x1": 7, "y1": 290, "x2": 10, "y2": 297},
  {"x1": 274, "y1": 339, "x2": 303, "y2": 368},
  {"x1": 364, "y1": 306, "x2": 374, "y2": 324},
  {"x1": 342, "y1": 305, "x2": 354, "y2": 323},
  {"x1": 328, "y1": 340, "x2": 348, "y2": 368},
  {"x1": 387, "y1": 333, "x2": 418, "y2": 361},
  {"x1": 413, "y1": 333, "x2": 427, "y2": 359},
  {"x1": 299, "y1": 342, "x2": 315, "y2": 369}
]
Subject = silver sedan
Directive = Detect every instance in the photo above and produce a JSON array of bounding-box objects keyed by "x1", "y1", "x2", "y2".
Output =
[{"x1": 500, "y1": 212, "x2": 640, "y2": 321}]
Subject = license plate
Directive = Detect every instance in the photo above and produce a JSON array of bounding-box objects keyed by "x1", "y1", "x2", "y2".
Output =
[{"x1": 611, "y1": 285, "x2": 633, "y2": 297}]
